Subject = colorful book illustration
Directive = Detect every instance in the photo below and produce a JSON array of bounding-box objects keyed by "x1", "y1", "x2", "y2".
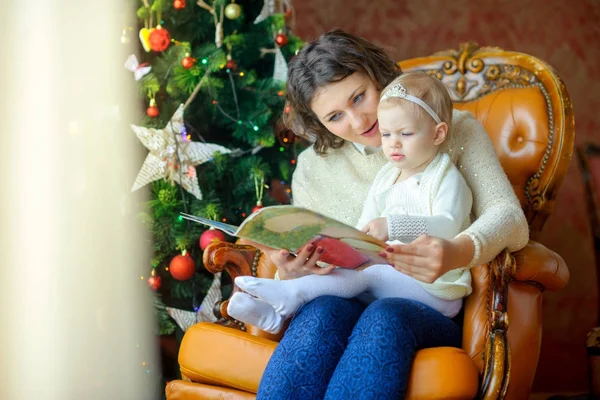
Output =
[{"x1": 181, "y1": 205, "x2": 388, "y2": 269}]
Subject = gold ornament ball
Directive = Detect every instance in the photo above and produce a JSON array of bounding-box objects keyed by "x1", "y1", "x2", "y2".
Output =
[{"x1": 224, "y1": 3, "x2": 241, "y2": 19}]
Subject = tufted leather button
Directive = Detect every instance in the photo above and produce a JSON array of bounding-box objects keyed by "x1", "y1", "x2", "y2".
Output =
[{"x1": 455, "y1": 86, "x2": 550, "y2": 209}]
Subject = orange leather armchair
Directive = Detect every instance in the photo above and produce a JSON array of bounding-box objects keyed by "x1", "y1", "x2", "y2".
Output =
[{"x1": 166, "y1": 44, "x2": 574, "y2": 400}]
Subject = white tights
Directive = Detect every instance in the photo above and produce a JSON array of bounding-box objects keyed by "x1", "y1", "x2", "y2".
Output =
[{"x1": 227, "y1": 264, "x2": 462, "y2": 334}]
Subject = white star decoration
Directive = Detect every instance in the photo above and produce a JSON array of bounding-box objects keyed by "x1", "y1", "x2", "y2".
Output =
[
  {"x1": 166, "y1": 272, "x2": 222, "y2": 332},
  {"x1": 254, "y1": 0, "x2": 292, "y2": 24},
  {"x1": 131, "y1": 104, "x2": 230, "y2": 200}
]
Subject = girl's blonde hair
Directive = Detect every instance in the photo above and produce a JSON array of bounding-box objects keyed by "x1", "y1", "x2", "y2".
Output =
[{"x1": 379, "y1": 71, "x2": 453, "y2": 135}]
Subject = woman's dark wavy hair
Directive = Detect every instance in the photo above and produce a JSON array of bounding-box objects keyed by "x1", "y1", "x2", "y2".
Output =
[{"x1": 283, "y1": 29, "x2": 401, "y2": 155}]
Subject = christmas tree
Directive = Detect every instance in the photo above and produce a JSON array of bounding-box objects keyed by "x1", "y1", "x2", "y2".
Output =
[{"x1": 125, "y1": 0, "x2": 304, "y2": 336}]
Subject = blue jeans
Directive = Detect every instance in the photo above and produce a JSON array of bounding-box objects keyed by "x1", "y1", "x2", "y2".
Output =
[{"x1": 256, "y1": 296, "x2": 462, "y2": 400}]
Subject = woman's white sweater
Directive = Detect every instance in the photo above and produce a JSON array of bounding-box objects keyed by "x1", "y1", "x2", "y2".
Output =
[{"x1": 291, "y1": 110, "x2": 529, "y2": 268}]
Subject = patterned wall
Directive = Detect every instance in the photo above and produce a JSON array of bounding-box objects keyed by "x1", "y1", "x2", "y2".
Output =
[{"x1": 291, "y1": 0, "x2": 600, "y2": 393}]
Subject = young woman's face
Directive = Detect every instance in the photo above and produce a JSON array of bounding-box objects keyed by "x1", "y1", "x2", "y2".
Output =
[
  {"x1": 310, "y1": 72, "x2": 382, "y2": 147},
  {"x1": 378, "y1": 102, "x2": 445, "y2": 178}
]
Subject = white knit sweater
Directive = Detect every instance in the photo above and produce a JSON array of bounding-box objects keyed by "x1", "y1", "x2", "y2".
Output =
[
  {"x1": 355, "y1": 152, "x2": 473, "y2": 300},
  {"x1": 356, "y1": 153, "x2": 472, "y2": 241},
  {"x1": 291, "y1": 110, "x2": 529, "y2": 268}
]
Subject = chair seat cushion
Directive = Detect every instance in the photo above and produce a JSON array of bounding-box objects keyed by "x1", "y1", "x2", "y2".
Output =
[
  {"x1": 177, "y1": 322, "x2": 479, "y2": 399},
  {"x1": 166, "y1": 380, "x2": 256, "y2": 400}
]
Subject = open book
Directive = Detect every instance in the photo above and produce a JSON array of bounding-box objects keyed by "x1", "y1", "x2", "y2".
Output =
[{"x1": 181, "y1": 205, "x2": 388, "y2": 269}]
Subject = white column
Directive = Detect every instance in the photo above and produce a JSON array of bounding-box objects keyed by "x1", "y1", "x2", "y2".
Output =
[{"x1": 0, "y1": 1, "x2": 158, "y2": 399}]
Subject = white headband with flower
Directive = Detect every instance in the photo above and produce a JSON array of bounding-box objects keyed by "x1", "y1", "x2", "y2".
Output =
[{"x1": 380, "y1": 84, "x2": 442, "y2": 124}]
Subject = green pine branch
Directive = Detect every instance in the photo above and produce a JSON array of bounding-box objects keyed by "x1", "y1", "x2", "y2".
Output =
[{"x1": 132, "y1": 0, "x2": 307, "y2": 325}]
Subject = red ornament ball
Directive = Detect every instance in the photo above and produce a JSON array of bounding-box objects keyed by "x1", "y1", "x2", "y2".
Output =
[
  {"x1": 275, "y1": 33, "x2": 288, "y2": 46},
  {"x1": 181, "y1": 55, "x2": 196, "y2": 69},
  {"x1": 252, "y1": 201, "x2": 264, "y2": 213},
  {"x1": 149, "y1": 26, "x2": 171, "y2": 52},
  {"x1": 225, "y1": 59, "x2": 237, "y2": 70},
  {"x1": 200, "y1": 228, "x2": 226, "y2": 251},
  {"x1": 146, "y1": 104, "x2": 159, "y2": 118},
  {"x1": 169, "y1": 253, "x2": 195, "y2": 280},
  {"x1": 173, "y1": 0, "x2": 185, "y2": 9},
  {"x1": 147, "y1": 274, "x2": 162, "y2": 291}
]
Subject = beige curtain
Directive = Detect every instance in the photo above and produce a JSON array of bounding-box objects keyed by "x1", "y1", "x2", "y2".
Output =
[{"x1": 0, "y1": 1, "x2": 158, "y2": 399}]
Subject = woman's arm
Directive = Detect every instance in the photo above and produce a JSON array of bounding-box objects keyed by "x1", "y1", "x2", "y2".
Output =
[
  {"x1": 379, "y1": 234, "x2": 475, "y2": 284},
  {"x1": 453, "y1": 114, "x2": 529, "y2": 267}
]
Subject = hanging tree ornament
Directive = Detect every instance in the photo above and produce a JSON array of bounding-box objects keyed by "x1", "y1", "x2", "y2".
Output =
[
  {"x1": 260, "y1": 45, "x2": 288, "y2": 83},
  {"x1": 146, "y1": 98, "x2": 159, "y2": 118},
  {"x1": 254, "y1": 0, "x2": 275, "y2": 24},
  {"x1": 124, "y1": 54, "x2": 152, "y2": 81},
  {"x1": 147, "y1": 269, "x2": 162, "y2": 291},
  {"x1": 252, "y1": 172, "x2": 266, "y2": 213},
  {"x1": 131, "y1": 104, "x2": 231, "y2": 200},
  {"x1": 181, "y1": 53, "x2": 196, "y2": 69},
  {"x1": 254, "y1": 0, "x2": 292, "y2": 24},
  {"x1": 199, "y1": 210, "x2": 226, "y2": 250},
  {"x1": 224, "y1": 0, "x2": 242, "y2": 19},
  {"x1": 200, "y1": 228, "x2": 226, "y2": 250},
  {"x1": 166, "y1": 272, "x2": 222, "y2": 332},
  {"x1": 173, "y1": 0, "x2": 186, "y2": 9},
  {"x1": 273, "y1": 46, "x2": 288, "y2": 82},
  {"x1": 197, "y1": 0, "x2": 225, "y2": 48},
  {"x1": 252, "y1": 201, "x2": 264, "y2": 213},
  {"x1": 138, "y1": 0, "x2": 154, "y2": 52},
  {"x1": 225, "y1": 53, "x2": 237, "y2": 71},
  {"x1": 149, "y1": 25, "x2": 171, "y2": 52},
  {"x1": 275, "y1": 31, "x2": 288, "y2": 46},
  {"x1": 139, "y1": 27, "x2": 154, "y2": 52},
  {"x1": 169, "y1": 250, "x2": 195, "y2": 280}
]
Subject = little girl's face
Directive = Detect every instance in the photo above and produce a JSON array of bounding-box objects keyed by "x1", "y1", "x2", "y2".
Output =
[{"x1": 377, "y1": 102, "x2": 444, "y2": 178}]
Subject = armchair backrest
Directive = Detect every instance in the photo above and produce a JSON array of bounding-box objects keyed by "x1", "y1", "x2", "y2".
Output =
[
  {"x1": 399, "y1": 44, "x2": 574, "y2": 398},
  {"x1": 206, "y1": 45, "x2": 574, "y2": 399},
  {"x1": 398, "y1": 43, "x2": 575, "y2": 237}
]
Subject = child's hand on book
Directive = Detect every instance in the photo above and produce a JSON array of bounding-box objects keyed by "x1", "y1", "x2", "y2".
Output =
[{"x1": 361, "y1": 217, "x2": 389, "y2": 242}]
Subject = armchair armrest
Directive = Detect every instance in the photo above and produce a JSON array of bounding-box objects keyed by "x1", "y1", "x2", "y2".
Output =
[
  {"x1": 178, "y1": 322, "x2": 277, "y2": 394},
  {"x1": 513, "y1": 240, "x2": 569, "y2": 291},
  {"x1": 479, "y1": 240, "x2": 570, "y2": 399},
  {"x1": 202, "y1": 241, "x2": 261, "y2": 326},
  {"x1": 203, "y1": 240, "x2": 283, "y2": 340}
]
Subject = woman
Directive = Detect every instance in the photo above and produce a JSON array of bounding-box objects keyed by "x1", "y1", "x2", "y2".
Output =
[{"x1": 256, "y1": 30, "x2": 529, "y2": 399}]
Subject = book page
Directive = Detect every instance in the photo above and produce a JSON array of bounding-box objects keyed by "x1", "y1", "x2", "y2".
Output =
[
  {"x1": 236, "y1": 206, "x2": 387, "y2": 268},
  {"x1": 180, "y1": 213, "x2": 239, "y2": 236}
]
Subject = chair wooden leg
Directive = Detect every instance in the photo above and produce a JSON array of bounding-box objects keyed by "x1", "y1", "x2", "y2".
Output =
[{"x1": 479, "y1": 250, "x2": 515, "y2": 399}]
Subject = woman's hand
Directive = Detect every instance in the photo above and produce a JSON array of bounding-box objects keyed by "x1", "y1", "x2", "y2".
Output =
[
  {"x1": 245, "y1": 240, "x2": 334, "y2": 280},
  {"x1": 361, "y1": 217, "x2": 389, "y2": 241},
  {"x1": 378, "y1": 234, "x2": 475, "y2": 283}
]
